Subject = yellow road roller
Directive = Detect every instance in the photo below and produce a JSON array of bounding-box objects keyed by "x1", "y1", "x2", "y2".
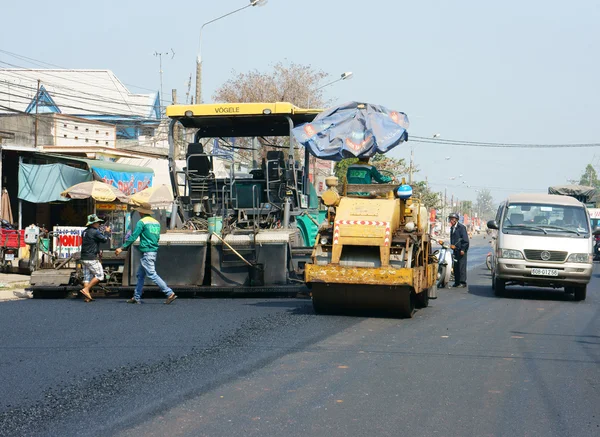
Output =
[{"x1": 305, "y1": 177, "x2": 438, "y2": 317}]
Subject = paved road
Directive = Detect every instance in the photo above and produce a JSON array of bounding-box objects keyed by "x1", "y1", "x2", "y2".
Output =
[{"x1": 0, "y1": 263, "x2": 598, "y2": 437}]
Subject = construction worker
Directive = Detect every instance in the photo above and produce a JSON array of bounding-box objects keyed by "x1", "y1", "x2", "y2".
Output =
[
  {"x1": 346, "y1": 157, "x2": 393, "y2": 185},
  {"x1": 115, "y1": 206, "x2": 177, "y2": 305}
]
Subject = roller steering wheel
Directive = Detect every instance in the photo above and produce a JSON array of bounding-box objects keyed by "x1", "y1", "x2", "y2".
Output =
[{"x1": 379, "y1": 170, "x2": 396, "y2": 182}]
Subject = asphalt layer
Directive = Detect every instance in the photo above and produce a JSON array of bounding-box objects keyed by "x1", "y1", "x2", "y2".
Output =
[{"x1": 1, "y1": 241, "x2": 598, "y2": 436}]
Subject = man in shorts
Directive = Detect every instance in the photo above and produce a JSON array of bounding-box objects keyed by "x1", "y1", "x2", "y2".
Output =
[{"x1": 80, "y1": 214, "x2": 110, "y2": 302}]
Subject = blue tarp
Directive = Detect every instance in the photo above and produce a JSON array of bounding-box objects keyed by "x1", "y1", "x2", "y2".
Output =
[
  {"x1": 292, "y1": 101, "x2": 409, "y2": 161},
  {"x1": 18, "y1": 163, "x2": 92, "y2": 203},
  {"x1": 92, "y1": 168, "x2": 152, "y2": 196}
]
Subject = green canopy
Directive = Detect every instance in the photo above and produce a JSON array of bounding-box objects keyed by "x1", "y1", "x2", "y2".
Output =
[{"x1": 18, "y1": 163, "x2": 92, "y2": 203}]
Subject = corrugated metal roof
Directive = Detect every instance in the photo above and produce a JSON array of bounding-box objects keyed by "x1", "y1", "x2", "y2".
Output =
[{"x1": 0, "y1": 69, "x2": 158, "y2": 118}]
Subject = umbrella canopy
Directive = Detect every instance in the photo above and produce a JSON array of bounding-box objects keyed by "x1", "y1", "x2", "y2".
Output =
[
  {"x1": 292, "y1": 101, "x2": 410, "y2": 161},
  {"x1": 1, "y1": 188, "x2": 13, "y2": 224},
  {"x1": 128, "y1": 184, "x2": 174, "y2": 209},
  {"x1": 61, "y1": 181, "x2": 130, "y2": 203}
]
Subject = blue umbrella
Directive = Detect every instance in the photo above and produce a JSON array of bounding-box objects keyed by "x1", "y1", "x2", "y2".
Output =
[{"x1": 292, "y1": 101, "x2": 409, "y2": 161}]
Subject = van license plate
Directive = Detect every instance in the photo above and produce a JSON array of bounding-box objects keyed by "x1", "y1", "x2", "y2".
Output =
[
  {"x1": 531, "y1": 268, "x2": 558, "y2": 277},
  {"x1": 4, "y1": 254, "x2": 14, "y2": 261}
]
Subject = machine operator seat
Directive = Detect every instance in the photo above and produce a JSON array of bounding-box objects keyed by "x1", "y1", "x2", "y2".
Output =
[
  {"x1": 185, "y1": 142, "x2": 214, "y2": 202},
  {"x1": 264, "y1": 150, "x2": 286, "y2": 204},
  {"x1": 186, "y1": 143, "x2": 213, "y2": 177}
]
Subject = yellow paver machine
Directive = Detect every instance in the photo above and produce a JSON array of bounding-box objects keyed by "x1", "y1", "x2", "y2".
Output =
[{"x1": 292, "y1": 102, "x2": 438, "y2": 317}]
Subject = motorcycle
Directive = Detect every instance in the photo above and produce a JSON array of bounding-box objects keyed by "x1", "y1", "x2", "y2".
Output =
[
  {"x1": 434, "y1": 240, "x2": 454, "y2": 288},
  {"x1": 594, "y1": 236, "x2": 600, "y2": 261},
  {"x1": 486, "y1": 252, "x2": 492, "y2": 270},
  {"x1": 0, "y1": 222, "x2": 20, "y2": 273}
]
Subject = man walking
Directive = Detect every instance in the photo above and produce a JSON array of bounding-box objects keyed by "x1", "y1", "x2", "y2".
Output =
[
  {"x1": 448, "y1": 212, "x2": 469, "y2": 288},
  {"x1": 115, "y1": 206, "x2": 176, "y2": 304},
  {"x1": 80, "y1": 214, "x2": 110, "y2": 302}
]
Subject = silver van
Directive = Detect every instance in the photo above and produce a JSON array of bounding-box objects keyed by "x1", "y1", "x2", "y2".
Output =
[{"x1": 487, "y1": 193, "x2": 596, "y2": 300}]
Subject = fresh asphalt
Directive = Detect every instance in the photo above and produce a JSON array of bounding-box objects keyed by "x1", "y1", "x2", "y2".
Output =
[{"x1": 0, "y1": 237, "x2": 598, "y2": 437}]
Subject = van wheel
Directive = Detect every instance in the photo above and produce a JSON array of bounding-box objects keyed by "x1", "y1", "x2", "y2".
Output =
[
  {"x1": 573, "y1": 285, "x2": 587, "y2": 301},
  {"x1": 493, "y1": 273, "x2": 505, "y2": 296}
]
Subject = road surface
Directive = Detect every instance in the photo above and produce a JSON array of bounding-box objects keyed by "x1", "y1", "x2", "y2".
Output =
[{"x1": 0, "y1": 259, "x2": 598, "y2": 436}]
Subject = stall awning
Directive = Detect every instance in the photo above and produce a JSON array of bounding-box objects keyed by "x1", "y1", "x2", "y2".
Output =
[
  {"x1": 18, "y1": 163, "x2": 92, "y2": 203},
  {"x1": 117, "y1": 157, "x2": 185, "y2": 188},
  {"x1": 38, "y1": 154, "x2": 154, "y2": 196}
]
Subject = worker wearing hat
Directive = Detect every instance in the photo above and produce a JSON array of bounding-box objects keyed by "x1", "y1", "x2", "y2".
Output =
[
  {"x1": 80, "y1": 214, "x2": 111, "y2": 302},
  {"x1": 115, "y1": 206, "x2": 176, "y2": 304},
  {"x1": 448, "y1": 212, "x2": 469, "y2": 288}
]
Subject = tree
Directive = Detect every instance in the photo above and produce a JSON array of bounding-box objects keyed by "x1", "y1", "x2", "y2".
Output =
[
  {"x1": 212, "y1": 62, "x2": 329, "y2": 165},
  {"x1": 475, "y1": 189, "x2": 495, "y2": 220},
  {"x1": 579, "y1": 164, "x2": 600, "y2": 188},
  {"x1": 412, "y1": 181, "x2": 441, "y2": 210},
  {"x1": 460, "y1": 200, "x2": 473, "y2": 216},
  {"x1": 213, "y1": 61, "x2": 328, "y2": 108}
]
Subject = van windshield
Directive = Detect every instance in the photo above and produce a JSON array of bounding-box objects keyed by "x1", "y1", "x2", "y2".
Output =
[{"x1": 502, "y1": 203, "x2": 589, "y2": 237}]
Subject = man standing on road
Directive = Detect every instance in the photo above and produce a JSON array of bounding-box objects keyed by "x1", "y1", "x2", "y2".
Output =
[
  {"x1": 80, "y1": 214, "x2": 111, "y2": 302},
  {"x1": 115, "y1": 206, "x2": 177, "y2": 305},
  {"x1": 449, "y1": 212, "x2": 469, "y2": 288}
]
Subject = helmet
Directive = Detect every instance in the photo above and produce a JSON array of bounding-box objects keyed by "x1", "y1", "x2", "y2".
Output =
[
  {"x1": 396, "y1": 184, "x2": 413, "y2": 200},
  {"x1": 448, "y1": 212, "x2": 459, "y2": 220}
]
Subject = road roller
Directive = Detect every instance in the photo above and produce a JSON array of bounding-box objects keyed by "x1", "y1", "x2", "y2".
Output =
[{"x1": 305, "y1": 177, "x2": 438, "y2": 317}]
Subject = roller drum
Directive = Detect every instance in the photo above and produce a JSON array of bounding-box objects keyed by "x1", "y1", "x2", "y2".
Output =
[{"x1": 311, "y1": 283, "x2": 415, "y2": 318}]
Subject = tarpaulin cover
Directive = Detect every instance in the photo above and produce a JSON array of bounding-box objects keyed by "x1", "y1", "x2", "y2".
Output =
[
  {"x1": 92, "y1": 168, "x2": 152, "y2": 196},
  {"x1": 292, "y1": 101, "x2": 409, "y2": 161},
  {"x1": 548, "y1": 185, "x2": 596, "y2": 201},
  {"x1": 18, "y1": 163, "x2": 92, "y2": 203}
]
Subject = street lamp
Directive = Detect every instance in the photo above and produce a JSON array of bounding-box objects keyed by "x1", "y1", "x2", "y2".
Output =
[
  {"x1": 307, "y1": 71, "x2": 353, "y2": 108},
  {"x1": 305, "y1": 71, "x2": 353, "y2": 178},
  {"x1": 195, "y1": 0, "x2": 267, "y2": 104}
]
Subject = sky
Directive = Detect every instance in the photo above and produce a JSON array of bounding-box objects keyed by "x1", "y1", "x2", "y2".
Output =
[{"x1": 2, "y1": 0, "x2": 599, "y2": 205}]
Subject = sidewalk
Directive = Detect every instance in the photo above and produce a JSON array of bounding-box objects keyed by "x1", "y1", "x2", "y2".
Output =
[{"x1": 0, "y1": 273, "x2": 32, "y2": 302}]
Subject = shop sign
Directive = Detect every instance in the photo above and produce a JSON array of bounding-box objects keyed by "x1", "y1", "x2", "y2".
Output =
[
  {"x1": 92, "y1": 168, "x2": 152, "y2": 195},
  {"x1": 96, "y1": 203, "x2": 128, "y2": 211},
  {"x1": 53, "y1": 226, "x2": 86, "y2": 258}
]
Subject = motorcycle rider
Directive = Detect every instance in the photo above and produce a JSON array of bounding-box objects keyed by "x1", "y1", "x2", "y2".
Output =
[{"x1": 448, "y1": 212, "x2": 469, "y2": 288}]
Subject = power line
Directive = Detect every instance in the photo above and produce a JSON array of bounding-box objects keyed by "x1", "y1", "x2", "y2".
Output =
[
  {"x1": 0, "y1": 70, "x2": 159, "y2": 113},
  {"x1": 0, "y1": 48, "x2": 161, "y2": 94},
  {"x1": 410, "y1": 135, "x2": 600, "y2": 148}
]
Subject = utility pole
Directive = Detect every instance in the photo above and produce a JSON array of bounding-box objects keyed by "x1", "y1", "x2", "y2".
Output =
[
  {"x1": 34, "y1": 79, "x2": 40, "y2": 148},
  {"x1": 172, "y1": 89, "x2": 181, "y2": 157},
  {"x1": 154, "y1": 49, "x2": 175, "y2": 117},
  {"x1": 409, "y1": 147, "x2": 414, "y2": 184},
  {"x1": 185, "y1": 73, "x2": 192, "y2": 104}
]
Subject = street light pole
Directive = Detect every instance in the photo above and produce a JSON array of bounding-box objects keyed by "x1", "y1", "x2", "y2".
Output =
[
  {"x1": 305, "y1": 71, "x2": 353, "y2": 180},
  {"x1": 307, "y1": 71, "x2": 353, "y2": 108},
  {"x1": 195, "y1": 0, "x2": 267, "y2": 104}
]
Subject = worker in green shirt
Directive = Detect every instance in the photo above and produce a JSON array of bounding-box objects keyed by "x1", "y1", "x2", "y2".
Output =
[
  {"x1": 346, "y1": 157, "x2": 394, "y2": 195},
  {"x1": 115, "y1": 206, "x2": 177, "y2": 305}
]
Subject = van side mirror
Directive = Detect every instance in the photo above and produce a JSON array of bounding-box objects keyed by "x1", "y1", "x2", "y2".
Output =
[
  {"x1": 593, "y1": 227, "x2": 600, "y2": 236},
  {"x1": 487, "y1": 220, "x2": 499, "y2": 230}
]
